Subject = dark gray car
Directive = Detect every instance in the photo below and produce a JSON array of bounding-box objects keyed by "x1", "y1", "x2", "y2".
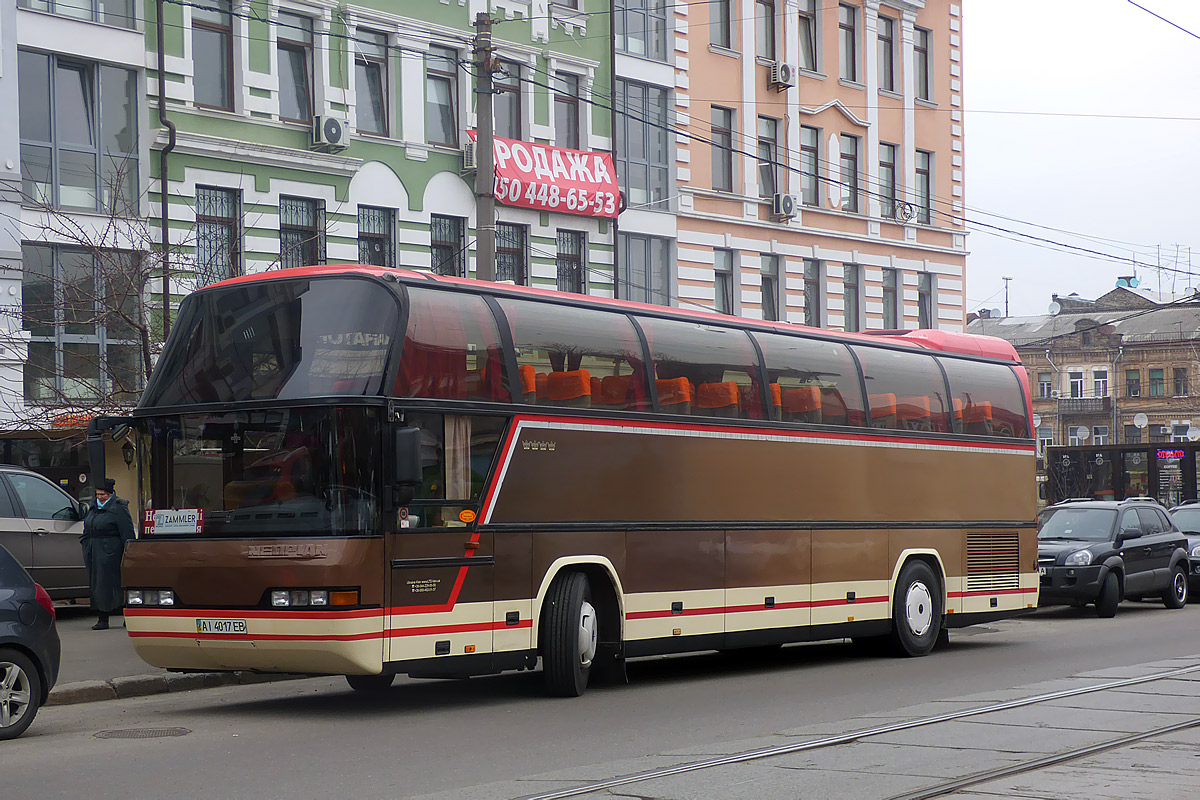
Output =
[
  {"x1": 0, "y1": 543, "x2": 61, "y2": 739},
  {"x1": 0, "y1": 468, "x2": 86, "y2": 600}
]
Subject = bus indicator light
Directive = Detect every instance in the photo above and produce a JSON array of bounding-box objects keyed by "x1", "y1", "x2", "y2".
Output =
[
  {"x1": 465, "y1": 645, "x2": 476, "y2": 653},
  {"x1": 330, "y1": 590, "x2": 359, "y2": 606},
  {"x1": 459, "y1": 509, "x2": 477, "y2": 524}
]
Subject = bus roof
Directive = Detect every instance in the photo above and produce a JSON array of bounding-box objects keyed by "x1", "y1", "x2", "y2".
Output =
[{"x1": 206, "y1": 265, "x2": 1022, "y2": 364}]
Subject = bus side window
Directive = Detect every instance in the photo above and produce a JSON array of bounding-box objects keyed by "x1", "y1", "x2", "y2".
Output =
[
  {"x1": 851, "y1": 346, "x2": 947, "y2": 433},
  {"x1": 939, "y1": 359, "x2": 1030, "y2": 439},
  {"x1": 636, "y1": 317, "x2": 761, "y2": 419},
  {"x1": 753, "y1": 331, "x2": 864, "y2": 428}
]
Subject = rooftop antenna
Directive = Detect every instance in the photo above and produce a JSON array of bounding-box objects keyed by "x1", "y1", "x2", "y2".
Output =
[{"x1": 1002, "y1": 276, "x2": 1012, "y2": 317}]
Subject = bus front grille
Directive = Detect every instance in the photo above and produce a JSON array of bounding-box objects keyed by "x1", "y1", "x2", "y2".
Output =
[{"x1": 966, "y1": 532, "x2": 1021, "y2": 592}]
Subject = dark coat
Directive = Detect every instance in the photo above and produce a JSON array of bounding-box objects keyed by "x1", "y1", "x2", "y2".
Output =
[{"x1": 81, "y1": 496, "x2": 135, "y2": 614}]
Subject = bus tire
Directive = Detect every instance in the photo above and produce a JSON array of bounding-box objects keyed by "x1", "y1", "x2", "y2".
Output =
[
  {"x1": 1095, "y1": 572, "x2": 1120, "y2": 618},
  {"x1": 1161, "y1": 564, "x2": 1188, "y2": 609},
  {"x1": 889, "y1": 561, "x2": 941, "y2": 657},
  {"x1": 542, "y1": 571, "x2": 597, "y2": 697},
  {"x1": 345, "y1": 674, "x2": 395, "y2": 693}
]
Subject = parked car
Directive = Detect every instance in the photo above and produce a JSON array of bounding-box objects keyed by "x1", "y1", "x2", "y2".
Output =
[
  {"x1": 1038, "y1": 498, "x2": 1189, "y2": 617},
  {"x1": 0, "y1": 468, "x2": 86, "y2": 600},
  {"x1": 1167, "y1": 500, "x2": 1200, "y2": 594},
  {"x1": 0, "y1": 543, "x2": 60, "y2": 739}
]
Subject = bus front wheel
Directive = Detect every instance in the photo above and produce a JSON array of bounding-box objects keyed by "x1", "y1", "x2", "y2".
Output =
[
  {"x1": 889, "y1": 561, "x2": 942, "y2": 657},
  {"x1": 542, "y1": 571, "x2": 597, "y2": 697},
  {"x1": 346, "y1": 674, "x2": 395, "y2": 693}
]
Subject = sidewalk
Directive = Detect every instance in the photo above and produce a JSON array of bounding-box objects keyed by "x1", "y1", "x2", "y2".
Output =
[{"x1": 47, "y1": 605, "x2": 303, "y2": 705}]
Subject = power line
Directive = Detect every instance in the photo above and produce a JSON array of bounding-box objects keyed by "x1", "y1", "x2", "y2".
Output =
[{"x1": 1126, "y1": 0, "x2": 1200, "y2": 40}]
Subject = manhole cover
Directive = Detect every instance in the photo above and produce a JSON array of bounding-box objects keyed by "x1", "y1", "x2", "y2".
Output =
[{"x1": 94, "y1": 727, "x2": 191, "y2": 740}]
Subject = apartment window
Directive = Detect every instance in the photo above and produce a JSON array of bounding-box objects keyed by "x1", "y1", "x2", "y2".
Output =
[
  {"x1": 615, "y1": 0, "x2": 667, "y2": 61},
  {"x1": 760, "y1": 255, "x2": 779, "y2": 322},
  {"x1": 277, "y1": 13, "x2": 313, "y2": 123},
  {"x1": 1150, "y1": 368, "x2": 1166, "y2": 397},
  {"x1": 22, "y1": 244, "x2": 142, "y2": 404},
  {"x1": 1094, "y1": 369, "x2": 1108, "y2": 397},
  {"x1": 20, "y1": 0, "x2": 136, "y2": 28},
  {"x1": 496, "y1": 223, "x2": 528, "y2": 285},
  {"x1": 1126, "y1": 369, "x2": 1141, "y2": 397},
  {"x1": 842, "y1": 264, "x2": 860, "y2": 332},
  {"x1": 756, "y1": 0, "x2": 776, "y2": 60},
  {"x1": 714, "y1": 249, "x2": 734, "y2": 314},
  {"x1": 879, "y1": 142, "x2": 897, "y2": 219},
  {"x1": 838, "y1": 4, "x2": 857, "y2": 82},
  {"x1": 615, "y1": 81, "x2": 670, "y2": 211},
  {"x1": 915, "y1": 150, "x2": 932, "y2": 224},
  {"x1": 426, "y1": 47, "x2": 459, "y2": 147},
  {"x1": 195, "y1": 187, "x2": 240, "y2": 286},
  {"x1": 430, "y1": 214, "x2": 466, "y2": 277},
  {"x1": 279, "y1": 196, "x2": 325, "y2": 269},
  {"x1": 358, "y1": 206, "x2": 394, "y2": 267},
  {"x1": 1037, "y1": 426, "x2": 1054, "y2": 458},
  {"x1": 882, "y1": 268, "x2": 899, "y2": 329},
  {"x1": 914, "y1": 27, "x2": 931, "y2": 101},
  {"x1": 1150, "y1": 425, "x2": 1168, "y2": 444},
  {"x1": 800, "y1": 126, "x2": 820, "y2": 206},
  {"x1": 1174, "y1": 424, "x2": 1190, "y2": 443},
  {"x1": 1094, "y1": 426, "x2": 1110, "y2": 446},
  {"x1": 354, "y1": 30, "x2": 388, "y2": 136},
  {"x1": 840, "y1": 134, "x2": 859, "y2": 212},
  {"x1": 553, "y1": 73, "x2": 580, "y2": 150},
  {"x1": 193, "y1": 0, "x2": 233, "y2": 110},
  {"x1": 1067, "y1": 430, "x2": 1084, "y2": 447},
  {"x1": 1068, "y1": 371, "x2": 1084, "y2": 398},
  {"x1": 18, "y1": 52, "x2": 138, "y2": 214},
  {"x1": 1125, "y1": 425, "x2": 1141, "y2": 444},
  {"x1": 1038, "y1": 372, "x2": 1053, "y2": 399},
  {"x1": 797, "y1": 0, "x2": 817, "y2": 71},
  {"x1": 557, "y1": 230, "x2": 586, "y2": 294},
  {"x1": 495, "y1": 60, "x2": 522, "y2": 140},
  {"x1": 803, "y1": 260, "x2": 821, "y2": 327},
  {"x1": 619, "y1": 233, "x2": 671, "y2": 306},
  {"x1": 878, "y1": 15, "x2": 896, "y2": 92},
  {"x1": 711, "y1": 107, "x2": 735, "y2": 192},
  {"x1": 711, "y1": 0, "x2": 732, "y2": 48},
  {"x1": 917, "y1": 272, "x2": 933, "y2": 328},
  {"x1": 757, "y1": 116, "x2": 780, "y2": 198},
  {"x1": 1175, "y1": 367, "x2": 1189, "y2": 396}
]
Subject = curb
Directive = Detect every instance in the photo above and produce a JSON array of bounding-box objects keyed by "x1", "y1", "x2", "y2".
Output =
[{"x1": 46, "y1": 671, "x2": 310, "y2": 706}]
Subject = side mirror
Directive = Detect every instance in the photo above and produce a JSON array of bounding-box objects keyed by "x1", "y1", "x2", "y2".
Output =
[
  {"x1": 393, "y1": 426, "x2": 423, "y2": 487},
  {"x1": 1117, "y1": 526, "x2": 1141, "y2": 544}
]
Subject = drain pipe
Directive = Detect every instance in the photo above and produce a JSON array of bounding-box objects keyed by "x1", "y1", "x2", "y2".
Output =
[{"x1": 157, "y1": 0, "x2": 177, "y2": 338}]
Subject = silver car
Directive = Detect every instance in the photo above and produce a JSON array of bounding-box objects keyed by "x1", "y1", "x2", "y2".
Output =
[{"x1": 0, "y1": 468, "x2": 86, "y2": 600}]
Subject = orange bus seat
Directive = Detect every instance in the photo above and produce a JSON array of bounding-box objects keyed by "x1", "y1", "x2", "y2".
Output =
[
  {"x1": 821, "y1": 388, "x2": 850, "y2": 426},
  {"x1": 869, "y1": 393, "x2": 898, "y2": 429},
  {"x1": 518, "y1": 365, "x2": 537, "y2": 402},
  {"x1": 696, "y1": 381, "x2": 740, "y2": 418},
  {"x1": 590, "y1": 376, "x2": 602, "y2": 403},
  {"x1": 535, "y1": 372, "x2": 549, "y2": 401},
  {"x1": 769, "y1": 383, "x2": 783, "y2": 420},
  {"x1": 599, "y1": 375, "x2": 633, "y2": 408},
  {"x1": 546, "y1": 369, "x2": 592, "y2": 407},
  {"x1": 964, "y1": 400, "x2": 994, "y2": 435},
  {"x1": 656, "y1": 377, "x2": 693, "y2": 414},
  {"x1": 781, "y1": 386, "x2": 822, "y2": 423},
  {"x1": 897, "y1": 395, "x2": 932, "y2": 431}
]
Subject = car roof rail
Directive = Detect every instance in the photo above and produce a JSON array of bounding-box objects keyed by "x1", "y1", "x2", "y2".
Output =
[{"x1": 1122, "y1": 496, "x2": 1158, "y2": 502}]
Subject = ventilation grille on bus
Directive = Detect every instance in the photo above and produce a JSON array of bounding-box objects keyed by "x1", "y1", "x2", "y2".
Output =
[{"x1": 967, "y1": 532, "x2": 1021, "y2": 592}]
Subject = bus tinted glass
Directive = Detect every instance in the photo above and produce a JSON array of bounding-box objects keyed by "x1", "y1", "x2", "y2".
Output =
[
  {"x1": 753, "y1": 332, "x2": 864, "y2": 426},
  {"x1": 144, "y1": 278, "x2": 397, "y2": 406},
  {"x1": 638, "y1": 317, "x2": 760, "y2": 418},
  {"x1": 394, "y1": 288, "x2": 510, "y2": 402},
  {"x1": 497, "y1": 298, "x2": 649, "y2": 411},
  {"x1": 852, "y1": 346, "x2": 950, "y2": 432},
  {"x1": 939, "y1": 358, "x2": 1029, "y2": 438}
]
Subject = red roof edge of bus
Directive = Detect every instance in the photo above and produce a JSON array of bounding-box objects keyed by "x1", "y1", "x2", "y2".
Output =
[{"x1": 866, "y1": 328, "x2": 1021, "y2": 363}]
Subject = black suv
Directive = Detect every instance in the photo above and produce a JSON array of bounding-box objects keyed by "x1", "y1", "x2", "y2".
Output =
[
  {"x1": 1167, "y1": 501, "x2": 1200, "y2": 594},
  {"x1": 1038, "y1": 498, "x2": 1189, "y2": 617}
]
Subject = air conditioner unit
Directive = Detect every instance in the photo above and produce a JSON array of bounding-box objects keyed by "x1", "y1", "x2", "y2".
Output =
[
  {"x1": 462, "y1": 140, "x2": 477, "y2": 170},
  {"x1": 1051, "y1": 389, "x2": 1061, "y2": 399},
  {"x1": 312, "y1": 115, "x2": 350, "y2": 150},
  {"x1": 771, "y1": 192, "x2": 797, "y2": 219},
  {"x1": 770, "y1": 61, "x2": 796, "y2": 89}
]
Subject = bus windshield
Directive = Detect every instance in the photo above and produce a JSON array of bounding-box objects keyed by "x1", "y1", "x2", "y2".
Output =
[
  {"x1": 143, "y1": 277, "x2": 398, "y2": 406},
  {"x1": 142, "y1": 407, "x2": 382, "y2": 537}
]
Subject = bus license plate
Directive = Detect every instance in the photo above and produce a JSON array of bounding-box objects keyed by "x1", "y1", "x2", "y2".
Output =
[{"x1": 196, "y1": 618, "x2": 247, "y2": 635}]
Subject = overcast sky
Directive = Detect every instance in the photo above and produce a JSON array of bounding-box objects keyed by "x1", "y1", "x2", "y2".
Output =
[{"x1": 961, "y1": 0, "x2": 1200, "y2": 317}]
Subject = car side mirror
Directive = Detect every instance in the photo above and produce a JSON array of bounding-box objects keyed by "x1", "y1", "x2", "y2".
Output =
[{"x1": 1117, "y1": 526, "x2": 1141, "y2": 544}]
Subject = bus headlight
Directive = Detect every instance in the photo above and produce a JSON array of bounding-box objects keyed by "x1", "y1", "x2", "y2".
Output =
[
  {"x1": 1065, "y1": 550, "x2": 1093, "y2": 567},
  {"x1": 127, "y1": 588, "x2": 175, "y2": 606},
  {"x1": 269, "y1": 588, "x2": 355, "y2": 608}
]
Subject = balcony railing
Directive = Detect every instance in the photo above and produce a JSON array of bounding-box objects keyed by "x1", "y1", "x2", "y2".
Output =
[{"x1": 1058, "y1": 396, "x2": 1111, "y2": 414}]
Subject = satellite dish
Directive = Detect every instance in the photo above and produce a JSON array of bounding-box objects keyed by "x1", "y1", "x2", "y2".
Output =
[
  {"x1": 1130, "y1": 277, "x2": 1139, "y2": 288},
  {"x1": 1032, "y1": 413, "x2": 1042, "y2": 428},
  {"x1": 1048, "y1": 301, "x2": 1062, "y2": 315},
  {"x1": 1133, "y1": 413, "x2": 1148, "y2": 429},
  {"x1": 990, "y1": 308, "x2": 1002, "y2": 318},
  {"x1": 1076, "y1": 426, "x2": 1090, "y2": 441},
  {"x1": 1189, "y1": 427, "x2": 1200, "y2": 442}
]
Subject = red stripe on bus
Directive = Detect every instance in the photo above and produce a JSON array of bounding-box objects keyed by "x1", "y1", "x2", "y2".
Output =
[
  {"x1": 948, "y1": 587, "x2": 1038, "y2": 598},
  {"x1": 386, "y1": 619, "x2": 533, "y2": 638},
  {"x1": 626, "y1": 595, "x2": 890, "y2": 620},
  {"x1": 124, "y1": 607, "x2": 385, "y2": 620},
  {"x1": 126, "y1": 630, "x2": 384, "y2": 642}
]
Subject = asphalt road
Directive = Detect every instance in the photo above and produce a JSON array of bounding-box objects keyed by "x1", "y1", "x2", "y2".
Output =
[{"x1": 8, "y1": 601, "x2": 1200, "y2": 800}]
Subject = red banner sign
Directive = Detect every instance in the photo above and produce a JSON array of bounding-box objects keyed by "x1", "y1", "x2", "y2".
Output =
[{"x1": 469, "y1": 132, "x2": 620, "y2": 218}]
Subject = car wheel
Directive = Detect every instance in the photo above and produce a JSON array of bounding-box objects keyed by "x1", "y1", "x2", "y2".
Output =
[
  {"x1": 1161, "y1": 564, "x2": 1188, "y2": 609},
  {"x1": 888, "y1": 561, "x2": 942, "y2": 657},
  {"x1": 1095, "y1": 572, "x2": 1120, "y2": 618},
  {"x1": 0, "y1": 648, "x2": 42, "y2": 741}
]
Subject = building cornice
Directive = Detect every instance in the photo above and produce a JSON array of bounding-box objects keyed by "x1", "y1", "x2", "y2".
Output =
[{"x1": 153, "y1": 130, "x2": 363, "y2": 178}]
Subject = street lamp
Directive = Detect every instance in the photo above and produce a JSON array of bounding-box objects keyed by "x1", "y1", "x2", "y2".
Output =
[{"x1": 122, "y1": 441, "x2": 135, "y2": 467}]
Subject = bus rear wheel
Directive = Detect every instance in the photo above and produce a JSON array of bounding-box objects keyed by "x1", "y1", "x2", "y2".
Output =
[
  {"x1": 542, "y1": 571, "x2": 597, "y2": 697},
  {"x1": 345, "y1": 674, "x2": 395, "y2": 693},
  {"x1": 889, "y1": 561, "x2": 942, "y2": 657}
]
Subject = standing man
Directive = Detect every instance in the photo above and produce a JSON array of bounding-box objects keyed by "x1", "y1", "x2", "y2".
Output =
[{"x1": 81, "y1": 478, "x2": 135, "y2": 630}]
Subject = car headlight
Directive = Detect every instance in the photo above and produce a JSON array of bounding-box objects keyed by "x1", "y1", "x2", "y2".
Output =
[
  {"x1": 1065, "y1": 550, "x2": 1093, "y2": 566},
  {"x1": 1190, "y1": 544, "x2": 1200, "y2": 559}
]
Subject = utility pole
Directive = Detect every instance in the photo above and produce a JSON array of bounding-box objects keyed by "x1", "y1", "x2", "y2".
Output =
[
  {"x1": 1002, "y1": 275, "x2": 1012, "y2": 317},
  {"x1": 473, "y1": 13, "x2": 496, "y2": 281}
]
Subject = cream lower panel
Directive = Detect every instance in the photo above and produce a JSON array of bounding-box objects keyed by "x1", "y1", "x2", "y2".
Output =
[
  {"x1": 724, "y1": 583, "x2": 811, "y2": 633},
  {"x1": 623, "y1": 588, "x2": 726, "y2": 642},
  {"x1": 494, "y1": 599, "x2": 535, "y2": 653},
  {"x1": 957, "y1": 574, "x2": 1040, "y2": 615},
  {"x1": 943, "y1": 574, "x2": 967, "y2": 615},
  {"x1": 810, "y1": 579, "x2": 892, "y2": 626},
  {"x1": 386, "y1": 600, "x2": 494, "y2": 663}
]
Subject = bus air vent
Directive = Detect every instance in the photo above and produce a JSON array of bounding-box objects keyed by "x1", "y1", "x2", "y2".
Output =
[{"x1": 966, "y1": 532, "x2": 1021, "y2": 592}]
